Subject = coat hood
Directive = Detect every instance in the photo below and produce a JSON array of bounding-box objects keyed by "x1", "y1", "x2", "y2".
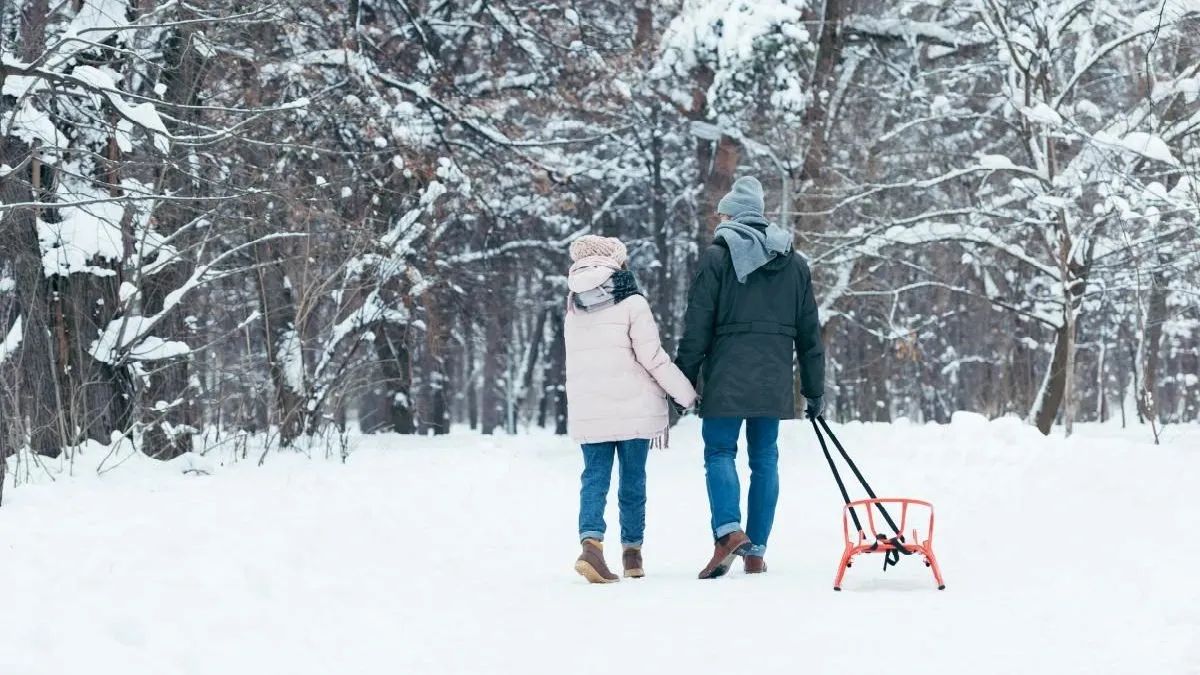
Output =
[{"x1": 568, "y1": 256, "x2": 620, "y2": 293}]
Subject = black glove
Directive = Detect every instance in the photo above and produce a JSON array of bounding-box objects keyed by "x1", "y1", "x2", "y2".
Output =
[
  {"x1": 670, "y1": 399, "x2": 688, "y2": 418},
  {"x1": 670, "y1": 396, "x2": 700, "y2": 418},
  {"x1": 669, "y1": 399, "x2": 684, "y2": 420},
  {"x1": 805, "y1": 395, "x2": 825, "y2": 420}
]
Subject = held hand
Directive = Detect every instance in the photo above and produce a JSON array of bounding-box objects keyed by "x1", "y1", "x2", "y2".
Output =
[
  {"x1": 669, "y1": 399, "x2": 685, "y2": 420},
  {"x1": 670, "y1": 396, "x2": 701, "y2": 418},
  {"x1": 670, "y1": 399, "x2": 687, "y2": 418},
  {"x1": 805, "y1": 395, "x2": 825, "y2": 420}
]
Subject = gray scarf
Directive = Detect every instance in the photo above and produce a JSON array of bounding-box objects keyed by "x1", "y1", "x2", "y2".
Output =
[{"x1": 714, "y1": 213, "x2": 792, "y2": 283}]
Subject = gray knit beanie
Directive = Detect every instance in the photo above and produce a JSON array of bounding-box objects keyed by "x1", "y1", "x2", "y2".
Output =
[{"x1": 717, "y1": 176, "x2": 765, "y2": 217}]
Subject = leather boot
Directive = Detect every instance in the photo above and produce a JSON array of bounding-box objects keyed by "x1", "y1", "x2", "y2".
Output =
[
  {"x1": 698, "y1": 530, "x2": 751, "y2": 579},
  {"x1": 744, "y1": 555, "x2": 767, "y2": 574},
  {"x1": 622, "y1": 546, "x2": 644, "y2": 579},
  {"x1": 575, "y1": 539, "x2": 619, "y2": 584}
]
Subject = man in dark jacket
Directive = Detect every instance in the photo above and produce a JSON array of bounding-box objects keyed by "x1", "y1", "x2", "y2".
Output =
[{"x1": 675, "y1": 176, "x2": 825, "y2": 579}]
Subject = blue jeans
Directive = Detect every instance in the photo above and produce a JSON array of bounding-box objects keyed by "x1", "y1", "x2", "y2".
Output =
[
  {"x1": 578, "y1": 439, "x2": 651, "y2": 547},
  {"x1": 703, "y1": 417, "x2": 780, "y2": 557}
]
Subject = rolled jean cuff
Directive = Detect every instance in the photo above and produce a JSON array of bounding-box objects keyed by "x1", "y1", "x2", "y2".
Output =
[
  {"x1": 714, "y1": 522, "x2": 742, "y2": 540},
  {"x1": 747, "y1": 544, "x2": 767, "y2": 557},
  {"x1": 579, "y1": 531, "x2": 605, "y2": 543},
  {"x1": 622, "y1": 540, "x2": 643, "y2": 549}
]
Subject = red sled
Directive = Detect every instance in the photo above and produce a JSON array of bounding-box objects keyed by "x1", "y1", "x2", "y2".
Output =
[
  {"x1": 833, "y1": 498, "x2": 945, "y2": 591},
  {"x1": 812, "y1": 418, "x2": 946, "y2": 592}
]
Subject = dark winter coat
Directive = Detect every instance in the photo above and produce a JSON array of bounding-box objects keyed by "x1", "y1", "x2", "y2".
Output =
[{"x1": 674, "y1": 232, "x2": 825, "y2": 419}]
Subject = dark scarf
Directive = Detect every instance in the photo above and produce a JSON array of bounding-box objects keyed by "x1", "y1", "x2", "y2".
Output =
[{"x1": 573, "y1": 270, "x2": 642, "y2": 312}]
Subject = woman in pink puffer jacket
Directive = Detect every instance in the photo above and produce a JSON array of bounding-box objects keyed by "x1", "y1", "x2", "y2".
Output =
[{"x1": 564, "y1": 235, "x2": 697, "y2": 584}]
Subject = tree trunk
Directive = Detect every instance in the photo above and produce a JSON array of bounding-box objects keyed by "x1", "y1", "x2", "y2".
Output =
[
  {"x1": 799, "y1": 0, "x2": 846, "y2": 186},
  {"x1": 419, "y1": 292, "x2": 450, "y2": 435},
  {"x1": 686, "y1": 64, "x2": 741, "y2": 249},
  {"x1": 0, "y1": 138, "x2": 63, "y2": 456},
  {"x1": 60, "y1": 272, "x2": 132, "y2": 442},
  {"x1": 546, "y1": 308, "x2": 568, "y2": 435},
  {"x1": 1136, "y1": 270, "x2": 1167, "y2": 441},
  {"x1": 1061, "y1": 305, "x2": 1078, "y2": 436},
  {"x1": 375, "y1": 323, "x2": 416, "y2": 433},
  {"x1": 697, "y1": 134, "x2": 741, "y2": 243},
  {"x1": 141, "y1": 12, "x2": 211, "y2": 459},
  {"x1": 1032, "y1": 323, "x2": 1071, "y2": 435},
  {"x1": 465, "y1": 317, "x2": 478, "y2": 430},
  {"x1": 1032, "y1": 210, "x2": 1092, "y2": 436},
  {"x1": 519, "y1": 308, "x2": 547, "y2": 412},
  {"x1": 649, "y1": 107, "x2": 674, "y2": 347},
  {"x1": 254, "y1": 239, "x2": 306, "y2": 446},
  {"x1": 480, "y1": 304, "x2": 505, "y2": 435}
]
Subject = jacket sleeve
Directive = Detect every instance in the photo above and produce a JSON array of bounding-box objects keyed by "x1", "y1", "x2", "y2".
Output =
[
  {"x1": 674, "y1": 249, "x2": 720, "y2": 387},
  {"x1": 795, "y1": 258, "x2": 826, "y2": 399},
  {"x1": 629, "y1": 297, "x2": 698, "y2": 407}
]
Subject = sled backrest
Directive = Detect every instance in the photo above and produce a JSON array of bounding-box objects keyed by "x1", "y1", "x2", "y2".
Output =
[{"x1": 842, "y1": 498, "x2": 936, "y2": 546}]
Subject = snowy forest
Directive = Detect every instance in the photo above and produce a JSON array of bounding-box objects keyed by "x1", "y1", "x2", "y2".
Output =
[{"x1": 1, "y1": 0, "x2": 1198, "y2": 472}]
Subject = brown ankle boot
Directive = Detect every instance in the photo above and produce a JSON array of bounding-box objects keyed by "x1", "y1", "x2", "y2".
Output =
[
  {"x1": 698, "y1": 530, "x2": 751, "y2": 579},
  {"x1": 622, "y1": 546, "x2": 644, "y2": 579},
  {"x1": 744, "y1": 555, "x2": 767, "y2": 574},
  {"x1": 575, "y1": 539, "x2": 619, "y2": 584}
]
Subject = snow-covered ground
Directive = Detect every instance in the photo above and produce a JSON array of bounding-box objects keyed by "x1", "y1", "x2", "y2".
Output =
[{"x1": 2, "y1": 415, "x2": 1198, "y2": 675}]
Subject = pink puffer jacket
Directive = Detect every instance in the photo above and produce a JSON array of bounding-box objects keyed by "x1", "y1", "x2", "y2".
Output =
[{"x1": 565, "y1": 259, "x2": 698, "y2": 444}]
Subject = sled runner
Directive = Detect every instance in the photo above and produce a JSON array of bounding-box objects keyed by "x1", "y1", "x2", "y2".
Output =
[{"x1": 811, "y1": 417, "x2": 945, "y2": 591}]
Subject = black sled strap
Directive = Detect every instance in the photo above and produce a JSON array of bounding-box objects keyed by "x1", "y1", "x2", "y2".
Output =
[
  {"x1": 811, "y1": 417, "x2": 863, "y2": 534},
  {"x1": 813, "y1": 416, "x2": 912, "y2": 571}
]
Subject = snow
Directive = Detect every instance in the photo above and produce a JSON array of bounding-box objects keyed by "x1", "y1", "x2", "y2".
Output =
[
  {"x1": 310, "y1": 291, "x2": 407, "y2": 384},
  {"x1": 1168, "y1": 175, "x2": 1193, "y2": 203},
  {"x1": 1074, "y1": 99, "x2": 1102, "y2": 121},
  {"x1": 977, "y1": 154, "x2": 1017, "y2": 170},
  {"x1": 1118, "y1": 132, "x2": 1181, "y2": 166},
  {"x1": 34, "y1": 0, "x2": 131, "y2": 72},
  {"x1": 1178, "y1": 76, "x2": 1200, "y2": 102},
  {"x1": 118, "y1": 281, "x2": 139, "y2": 304},
  {"x1": 192, "y1": 31, "x2": 217, "y2": 59},
  {"x1": 277, "y1": 329, "x2": 305, "y2": 393},
  {"x1": 1, "y1": 419, "x2": 1197, "y2": 674},
  {"x1": 870, "y1": 221, "x2": 1059, "y2": 280},
  {"x1": 65, "y1": 0, "x2": 129, "y2": 43},
  {"x1": 1, "y1": 73, "x2": 47, "y2": 99},
  {"x1": 1133, "y1": 1, "x2": 1200, "y2": 32},
  {"x1": 1143, "y1": 181, "x2": 1171, "y2": 203},
  {"x1": 611, "y1": 78, "x2": 632, "y2": 100},
  {"x1": 6, "y1": 100, "x2": 67, "y2": 156},
  {"x1": 69, "y1": 66, "x2": 172, "y2": 154},
  {"x1": 1019, "y1": 101, "x2": 1063, "y2": 126},
  {"x1": 89, "y1": 315, "x2": 191, "y2": 364},
  {"x1": 114, "y1": 118, "x2": 135, "y2": 153},
  {"x1": 658, "y1": 0, "x2": 813, "y2": 115},
  {"x1": 126, "y1": 335, "x2": 191, "y2": 361},
  {"x1": 0, "y1": 316, "x2": 22, "y2": 365},
  {"x1": 845, "y1": 16, "x2": 967, "y2": 47},
  {"x1": 37, "y1": 198, "x2": 126, "y2": 277}
]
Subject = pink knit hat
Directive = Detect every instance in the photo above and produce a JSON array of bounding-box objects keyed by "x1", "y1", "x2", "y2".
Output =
[{"x1": 569, "y1": 235, "x2": 627, "y2": 266}]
